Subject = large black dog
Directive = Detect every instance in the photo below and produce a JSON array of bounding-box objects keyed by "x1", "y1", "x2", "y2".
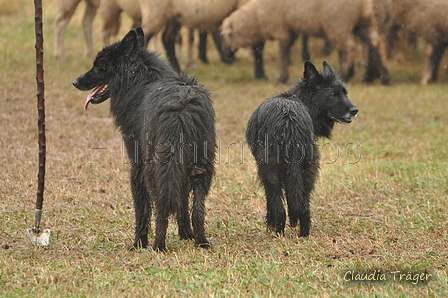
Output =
[
  {"x1": 73, "y1": 28, "x2": 216, "y2": 252},
  {"x1": 246, "y1": 61, "x2": 358, "y2": 237}
]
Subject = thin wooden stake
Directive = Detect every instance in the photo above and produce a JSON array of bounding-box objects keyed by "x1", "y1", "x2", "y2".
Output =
[{"x1": 27, "y1": 0, "x2": 50, "y2": 246}]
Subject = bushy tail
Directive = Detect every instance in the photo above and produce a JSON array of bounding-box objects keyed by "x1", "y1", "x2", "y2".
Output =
[
  {"x1": 153, "y1": 122, "x2": 192, "y2": 216},
  {"x1": 151, "y1": 125, "x2": 191, "y2": 251}
]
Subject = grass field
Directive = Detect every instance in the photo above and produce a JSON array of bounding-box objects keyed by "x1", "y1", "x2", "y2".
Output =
[{"x1": 1, "y1": 0, "x2": 447, "y2": 296}]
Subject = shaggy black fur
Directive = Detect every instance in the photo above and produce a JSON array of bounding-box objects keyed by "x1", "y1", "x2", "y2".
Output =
[
  {"x1": 73, "y1": 28, "x2": 216, "y2": 252},
  {"x1": 246, "y1": 61, "x2": 358, "y2": 237}
]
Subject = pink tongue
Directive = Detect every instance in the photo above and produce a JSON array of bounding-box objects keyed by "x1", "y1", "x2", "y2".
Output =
[{"x1": 84, "y1": 85, "x2": 104, "y2": 110}]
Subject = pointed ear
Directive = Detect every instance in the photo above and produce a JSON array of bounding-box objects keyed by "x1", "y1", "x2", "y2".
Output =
[
  {"x1": 135, "y1": 27, "x2": 146, "y2": 48},
  {"x1": 322, "y1": 60, "x2": 336, "y2": 78},
  {"x1": 121, "y1": 29, "x2": 139, "y2": 57},
  {"x1": 303, "y1": 61, "x2": 322, "y2": 85}
]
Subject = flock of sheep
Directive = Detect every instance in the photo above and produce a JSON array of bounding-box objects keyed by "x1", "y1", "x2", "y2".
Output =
[{"x1": 55, "y1": 0, "x2": 448, "y2": 85}]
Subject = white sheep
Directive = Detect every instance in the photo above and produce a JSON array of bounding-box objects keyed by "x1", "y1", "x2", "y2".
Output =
[
  {"x1": 54, "y1": 0, "x2": 141, "y2": 60},
  {"x1": 390, "y1": 0, "x2": 448, "y2": 84},
  {"x1": 54, "y1": 0, "x2": 100, "y2": 60},
  {"x1": 138, "y1": 0, "x2": 253, "y2": 72},
  {"x1": 100, "y1": 0, "x2": 141, "y2": 47},
  {"x1": 221, "y1": 0, "x2": 390, "y2": 84}
]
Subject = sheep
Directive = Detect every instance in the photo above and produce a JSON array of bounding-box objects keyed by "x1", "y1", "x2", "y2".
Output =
[
  {"x1": 53, "y1": 0, "x2": 195, "y2": 64},
  {"x1": 138, "y1": 0, "x2": 247, "y2": 41},
  {"x1": 183, "y1": 30, "x2": 234, "y2": 70},
  {"x1": 389, "y1": 0, "x2": 448, "y2": 84},
  {"x1": 220, "y1": 0, "x2": 390, "y2": 84},
  {"x1": 100, "y1": 0, "x2": 141, "y2": 46},
  {"x1": 100, "y1": 1, "x2": 211, "y2": 70},
  {"x1": 137, "y1": 0, "x2": 265, "y2": 76},
  {"x1": 54, "y1": 0, "x2": 100, "y2": 60},
  {"x1": 54, "y1": 0, "x2": 141, "y2": 60}
]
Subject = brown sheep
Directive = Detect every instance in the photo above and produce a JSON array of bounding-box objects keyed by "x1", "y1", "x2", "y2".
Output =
[{"x1": 221, "y1": 0, "x2": 390, "y2": 84}]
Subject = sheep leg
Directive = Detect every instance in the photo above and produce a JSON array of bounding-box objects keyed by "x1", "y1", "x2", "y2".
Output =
[
  {"x1": 360, "y1": 27, "x2": 390, "y2": 85},
  {"x1": 100, "y1": 1, "x2": 122, "y2": 47},
  {"x1": 387, "y1": 25, "x2": 401, "y2": 60},
  {"x1": 81, "y1": 1, "x2": 98, "y2": 59},
  {"x1": 54, "y1": 0, "x2": 82, "y2": 60},
  {"x1": 428, "y1": 43, "x2": 446, "y2": 83},
  {"x1": 322, "y1": 38, "x2": 333, "y2": 56},
  {"x1": 279, "y1": 39, "x2": 292, "y2": 84},
  {"x1": 421, "y1": 42, "x2": 446, "y2": 85},
  {"x1": 162, "y1": 19, "x2": 182, "y2": 72},
  {"x1": 144, "y1": 33, "x2": 155, "y2": 48},
  {"x1": 364, "y1": 46, "x2": 390, "y2": 84},
  {"x1": 175, "y1": 30, "x2": 184, "y2": 70},
  {"x1": 421, "y1": 43, "x2": 434, "y2": 85},
  {"x1": 252, "y1": 40, "x2": 267, "y2": 80},
  {"x1": 184, "y1": 28, "x2": 195, "y2": 69},
  {"x1": 337, "y1": 49, "x2": 355, "y2": 82},
  {"x1": 287, "y1": 31, "x2": 299, "y2": 64},
  {"x1": 301, "y1": 36, "x2": 310, "y2": 61},
  {"x1": 364, "y1": 46, "x2": 380, "y2": 83},
  {"x1": 198, "y1": 30, "x2": 208, "y2": 64},
  {"x1": 147, "y1": 34, "x2": 159, "y2": 52}
]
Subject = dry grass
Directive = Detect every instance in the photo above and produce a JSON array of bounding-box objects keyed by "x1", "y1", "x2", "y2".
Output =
[{"x1": 1, "y1": 0, "x2": 447, "y2": 297}]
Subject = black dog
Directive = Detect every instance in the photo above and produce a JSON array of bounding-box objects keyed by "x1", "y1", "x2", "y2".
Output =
[
  {"x1": 73, "y1": 28, "x2": 216, "y2": 252},
  {"x1": 246, "y1": 61, "x2": 358, "y2": 237}
]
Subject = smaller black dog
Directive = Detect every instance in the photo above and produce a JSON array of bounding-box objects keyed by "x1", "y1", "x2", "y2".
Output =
[
  {"x1": 73, "y1": 28, "x2": 216, "y2": 252},
  {"x1": 246, "y1": 61, "x2": 358, "y2": 237}
]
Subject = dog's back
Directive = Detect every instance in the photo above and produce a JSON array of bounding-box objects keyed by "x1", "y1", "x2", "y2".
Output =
[
  {"x1": 246, "y1": 96, "x2": 317, "y2": 167},
  {"x1": 139, "y1": 75, "x2": 216, "y2": 174}
]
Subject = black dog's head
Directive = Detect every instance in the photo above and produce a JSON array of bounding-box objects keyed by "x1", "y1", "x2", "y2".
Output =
[
  {"x1": 300, "y1": 61, "x2": 358, "y2": 137},
  {"x1": 72, "y1": 27, "x2": 146, "y2": 110},
  {"x1": 304, "y1": 61, "x2": 358, "y2": 124}
]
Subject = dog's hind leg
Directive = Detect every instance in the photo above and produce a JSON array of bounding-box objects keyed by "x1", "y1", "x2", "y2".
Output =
[
  {"x1": 258, "y1": 164, "x2": 286, "y2": 235},
  {"x1": 191, "y1": 173, "x2": 212, "y2": 248},
  {"x1": 284, "y1": 170, "x2": 302, "y2": 229},
  {"x1": 128, "y1": 164, "x2": 152, "y2": 250},
  {"x1": 296, "y1": 160, "x2": 319, "y2": 237},
  {"x1": 153, "y1": 206, "x2": 169, "y2": 252},
  {"x1": 176, "y1": 190, "x2": 194, "y2": 241},
  {"x1": 284, "y1": 173, "x2": 310, "y2": 237}
]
